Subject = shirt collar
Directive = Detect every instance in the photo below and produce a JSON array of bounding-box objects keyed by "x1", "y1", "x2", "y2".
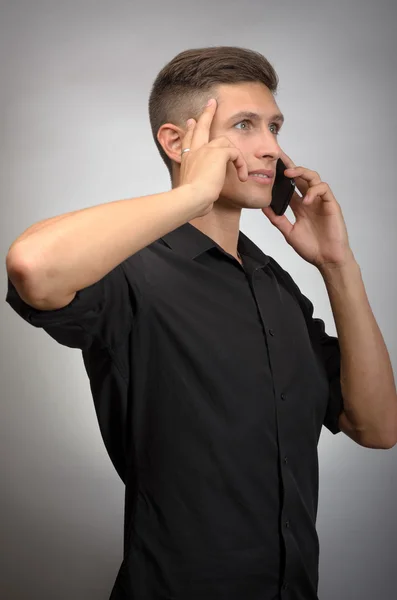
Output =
[{"x1": 160, "y1": 222, "x2": 270, "y2": 268}]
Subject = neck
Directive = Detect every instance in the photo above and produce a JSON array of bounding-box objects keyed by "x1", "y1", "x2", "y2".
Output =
[{"x1": 188, "y1": 202, "x2": 242, "y2": 262}]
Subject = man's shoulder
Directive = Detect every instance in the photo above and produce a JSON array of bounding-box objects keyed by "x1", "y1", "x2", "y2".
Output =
[{"x1": 122, "y1": 238, "x2": 169, "y2": 273}]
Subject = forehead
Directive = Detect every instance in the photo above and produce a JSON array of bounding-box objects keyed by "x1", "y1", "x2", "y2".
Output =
[{"x1": 214, "y1": 82, "x2": 281, "y2": 117}]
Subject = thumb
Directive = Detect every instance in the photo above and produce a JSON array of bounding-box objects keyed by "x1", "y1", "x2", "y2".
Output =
[{"x1": 262, "y1": 207, "x2": 293, "y2": 240}]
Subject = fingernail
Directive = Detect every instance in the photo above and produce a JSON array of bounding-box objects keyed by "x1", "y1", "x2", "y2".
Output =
[{"x1": 206, "y1": 98, "x2": 215, "y2": 106}]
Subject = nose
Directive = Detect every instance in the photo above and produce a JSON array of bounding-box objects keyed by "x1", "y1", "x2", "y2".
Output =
[{"x1": 254, "y1": 131, "x2": 281, "y2": 161}]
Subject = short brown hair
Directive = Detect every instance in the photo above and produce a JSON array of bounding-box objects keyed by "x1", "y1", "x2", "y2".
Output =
[{"x1": 148, "y1": 46, "x2": 279, "y2": 182}]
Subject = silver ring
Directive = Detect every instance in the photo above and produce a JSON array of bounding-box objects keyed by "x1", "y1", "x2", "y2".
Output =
[{"x1": 181, "y1": 148, "x2": 191, "y2": 155}]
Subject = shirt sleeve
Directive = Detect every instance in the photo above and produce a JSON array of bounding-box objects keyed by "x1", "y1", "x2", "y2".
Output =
[
  {"x1": 302, "y1": 296, "x2": 344, "y2": 435},
  {"x1": 268, "y1": 258, "x2": 344, "y2": 435},
  {"x1": 5, "y1": 262, "x2": 136, "y2": 352}
]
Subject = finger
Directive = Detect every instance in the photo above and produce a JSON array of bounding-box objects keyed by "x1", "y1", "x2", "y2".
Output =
[
  {"x1": 181, "y1": 118, "x2": 195, "y2": 157},
  {"x1": 278, "y1": 148, "x2": 296, "y2": 170},
  {"x1": 262, "y1": 206, "x2": 294, "y2": 239},
  {"x1": 207, "y1": 136, "x2": 248, "y2": 181},
  {"x1": 301, "y1": 182, "x2": 335, "y2": 204},
  {"x1": 288, "y1": 190, "x2": 308, "y2": 214},
  {"x1": 227, "y1": 146, "x2": 248, "y2": 181},
  {"x1": 283, "y1": 166, "x2": 322, "y2": 197},
  {"x1": 190, "y1": 98, "x2": 217, "y2": 150}
]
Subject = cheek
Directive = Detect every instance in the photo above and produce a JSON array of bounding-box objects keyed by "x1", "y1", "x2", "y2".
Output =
[{"x1": 228, "y1": 133, "x2": 249, "y2": 151}]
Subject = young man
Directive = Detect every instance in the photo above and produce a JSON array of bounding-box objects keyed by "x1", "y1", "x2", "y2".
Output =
[{"x1": 5, "y1": 46, "x2": 397, "y2": 600}]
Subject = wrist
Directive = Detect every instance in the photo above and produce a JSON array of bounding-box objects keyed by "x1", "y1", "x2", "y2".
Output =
[
  {"x1": 318, "y1": 256, "x2": 360, "y2": 286},
  {"x1": 177, "y1": 183, "x2": 210, "y2": 219}
]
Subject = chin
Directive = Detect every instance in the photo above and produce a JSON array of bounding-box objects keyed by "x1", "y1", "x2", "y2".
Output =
[
  {"x1": 228, "y1": 190, "x2": 273, "y2": 210},
  {"x1": 242, "y1": 196, "x2": 272, "y2": 209},
  {"x1": 221, "y1": 180, "x2": 274, "y2": 209}
]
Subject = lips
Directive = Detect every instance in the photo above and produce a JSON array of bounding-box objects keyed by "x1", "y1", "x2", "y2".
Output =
[{"x1": 248, "y1": 169, "x2": 274, "y2": 179}]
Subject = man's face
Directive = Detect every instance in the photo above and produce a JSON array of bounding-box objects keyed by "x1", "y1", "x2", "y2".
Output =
[{"x1": 208, "y1": 81, "x2": 284, "y2": 209}]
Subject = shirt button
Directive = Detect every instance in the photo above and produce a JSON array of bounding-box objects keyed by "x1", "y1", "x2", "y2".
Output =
[
  {"x1": 282, "y1": 582, "x2": 289, "y2": 591},
  {"x1": 269, "y1": 328, "x2": 275, "y2": 336},
  {"x1": 283, "y1": 456, "x2": 288, "y2": 464},
  {"x1": 285, "y1": 520, "x2": 290, "y2": 528},
  {"x1": 281, "y1": 393, "x2": 287, "y2": 401}
]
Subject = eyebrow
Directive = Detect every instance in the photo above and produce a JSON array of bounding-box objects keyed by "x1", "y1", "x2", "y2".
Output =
[{"x1": 226, "y1": 111, "x2": 285, "y2": 126}]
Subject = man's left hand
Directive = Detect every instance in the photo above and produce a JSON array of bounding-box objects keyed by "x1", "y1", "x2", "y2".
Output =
[{"x1": 262, "y1": 150, "x2": 355, "y2": 270}]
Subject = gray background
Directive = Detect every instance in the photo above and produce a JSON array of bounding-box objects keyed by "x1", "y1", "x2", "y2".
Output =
[{"x1": 1, "y1": 0, "x2": 396, "y2": 598}]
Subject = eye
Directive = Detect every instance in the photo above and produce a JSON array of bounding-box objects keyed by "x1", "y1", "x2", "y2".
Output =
[
  {"x1": 234, "y1": 120, "x2": 281, "y2": 135},
  {"x1": 234, "y1": 119, "x2": 252, "y2": 131},
  {"x1": 269, "y1": 123, "x2": 281, "y2": 136}
]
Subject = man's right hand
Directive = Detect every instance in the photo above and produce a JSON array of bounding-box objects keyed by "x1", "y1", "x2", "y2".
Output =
[{"x1": 179, "y1": 98, "x2": 248, "y2": 217}]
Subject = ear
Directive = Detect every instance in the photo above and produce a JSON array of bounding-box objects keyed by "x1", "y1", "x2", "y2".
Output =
[{"x1": 157, "y1": 123, "x2": 186, "y2": 166}]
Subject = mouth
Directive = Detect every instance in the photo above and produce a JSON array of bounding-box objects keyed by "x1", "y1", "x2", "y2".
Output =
[{"x1": 247, "y1": 170, "x2": 274, "y2": 185}]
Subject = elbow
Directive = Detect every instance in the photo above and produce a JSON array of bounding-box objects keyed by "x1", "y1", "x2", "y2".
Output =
[
  {"x1": 381, "y1": 439, "x2": 397, "y2": 450},
  {"x1": 382, "y1": 430, "x2": 397, "y2": 450},
  {"x1": 384, "y1": 402, "x2": 397, "y2": 449},
  {"x1": 379, "y1": 422, "x2": 397, "y2": 450},
  {"x1": 6, "y1": 251, "x2": 46, "y2": 308}
]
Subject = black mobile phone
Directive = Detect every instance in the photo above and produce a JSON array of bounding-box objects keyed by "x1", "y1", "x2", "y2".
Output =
[{"x1": 269, "y1": 158, "x2": 296, "y2": 216}]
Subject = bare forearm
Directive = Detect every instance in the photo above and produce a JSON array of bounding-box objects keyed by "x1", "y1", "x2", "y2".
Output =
[
  {"x1": 319, "y1": 258, "x2": 397, "y2": 446},
  {"x1": 6, "y1": 185, "x2": 198, "y2": 301}
]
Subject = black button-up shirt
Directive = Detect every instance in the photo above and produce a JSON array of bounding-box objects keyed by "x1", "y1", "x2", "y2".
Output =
[{"x1": 6, "y1": 221, "x2": 344, "y2": 600}]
